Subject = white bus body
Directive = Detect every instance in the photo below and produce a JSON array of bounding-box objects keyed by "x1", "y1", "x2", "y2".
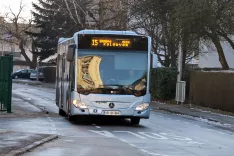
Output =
[{"x1": 55, "y1": 30, "x2": 156, "y2": 124}]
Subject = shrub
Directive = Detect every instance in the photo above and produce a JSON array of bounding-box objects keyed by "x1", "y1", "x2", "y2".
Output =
[
  {"x1": 151, "y1": 67, "x2": 191, "y2": 101},
  {"x1": 151, "y1": 67, "x2": 177, "y2": 100}
]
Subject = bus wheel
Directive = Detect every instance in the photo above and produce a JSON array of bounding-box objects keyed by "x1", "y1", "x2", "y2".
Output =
[
  {"x1": 59, "y1": 108, "x2": 66, "y2": 116},
  {"x1": 68, "y1": 114, "x2": 75, "y2": 121},
  {"x1": 131, "y1": 117, "x2": 140, "y2": 125}
]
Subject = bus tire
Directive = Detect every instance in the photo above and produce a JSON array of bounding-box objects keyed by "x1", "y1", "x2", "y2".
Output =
[
  {"x1": 131, "y1": 117, "x2": 140, "y2": 125},
  {"x1": 68, "y1": 114, "x2": 75, "y2": 121},
  {"x1": 59, "y1": 108, "x2": 66, "y2": 116}
]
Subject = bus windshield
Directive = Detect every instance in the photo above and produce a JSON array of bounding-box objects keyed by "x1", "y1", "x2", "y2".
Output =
[{"x1": 77, "y1": 50, "x2": 148, "y2": 96}]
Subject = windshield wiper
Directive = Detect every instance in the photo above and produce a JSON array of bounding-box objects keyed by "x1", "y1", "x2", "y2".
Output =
[
  {"x1": 78, "y1": 85, "x2": 145, "y2": 97},
  {"x1": 99, "y1": 84, "x2": 132, "y2": 88},
  {"x1": 99, "y1": 84, "x2": 134, "y2": 93}
]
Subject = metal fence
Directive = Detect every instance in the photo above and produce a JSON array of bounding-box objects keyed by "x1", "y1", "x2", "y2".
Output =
[{"x1": 0, "y1": 55, "x2": 13, "y2": 113}]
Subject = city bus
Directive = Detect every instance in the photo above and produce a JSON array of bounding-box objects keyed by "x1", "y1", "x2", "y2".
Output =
[{"x1": 55, "y1": 30, "x2": 157, "y2": 124}]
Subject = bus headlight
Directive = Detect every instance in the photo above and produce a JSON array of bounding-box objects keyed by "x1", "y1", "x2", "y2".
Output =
[
  {"x1": 136, "y1": 103, "x2": 149, "y2": 111},
  {"x1": 72, "y1": 100, "x2": 87, "y2": 109}
]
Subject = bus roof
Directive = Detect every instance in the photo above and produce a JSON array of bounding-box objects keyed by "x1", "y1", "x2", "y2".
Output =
[
  {"x1": 74, "y1": 30, "x2": 138, "y2": 36},
  {"x1": 58, "y1": 30, "x2": 148, "y2": 43}
]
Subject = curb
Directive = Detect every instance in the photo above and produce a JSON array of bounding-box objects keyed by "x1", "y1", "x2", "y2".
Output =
[
  {"x1": 153, "y1": 107, "x2": 221, "y2": 123},
  {"x1": 6, "y1": 134, "x2": 58, "y2": 156}
]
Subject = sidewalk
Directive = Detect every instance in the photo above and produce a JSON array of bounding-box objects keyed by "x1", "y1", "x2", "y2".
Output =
[
  {"x1": 0, "y1": 130, "x2": 57, "y2": 156},
  {"x1": 13, "y1": 79, "x2": 55, "y2": 89},
  {"x1": 0, "y1": 96, "x2": 43, "y2": 118},
  {"x1": 151, "y1": 101, "x2": 234, "y2": 129},
  {"x1": 0, "y1": 96, "x2": 58, "y2": 156}
]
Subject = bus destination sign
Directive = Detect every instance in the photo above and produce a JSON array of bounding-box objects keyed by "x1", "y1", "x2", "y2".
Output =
[
  {"x1": 78, "y1": 34, "x2": 148, "y2": 51},
  {"x1": 91, "y1": 38, "x2": 132, "y2": 48}
]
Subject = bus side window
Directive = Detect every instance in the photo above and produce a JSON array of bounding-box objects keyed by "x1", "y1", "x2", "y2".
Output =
[
  {"x1": 56, "y1": 54, "x2": 60, "y2": 82},
  {"x1": 70, "y1": 61, "x2": 75, "y2": 91}
]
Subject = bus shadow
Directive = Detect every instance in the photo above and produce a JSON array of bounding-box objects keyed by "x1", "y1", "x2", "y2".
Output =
[{"x1": 69, "y1": 116, "x2": 146, "y2": 128}]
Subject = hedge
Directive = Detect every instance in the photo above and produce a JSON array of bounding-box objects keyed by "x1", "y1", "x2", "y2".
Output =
[{"x1": 151, "y1": 67, "x2": 190, "y2": 100}]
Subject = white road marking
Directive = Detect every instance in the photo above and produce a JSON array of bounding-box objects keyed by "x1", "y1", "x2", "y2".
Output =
[
  {"x1": 138, "y1": 132, "x2": 168, "y2": 140},
  {"x1": 141, "y1": 149, "x2": 147, "y2": 153},
  {"x1": 129, "y1": 144, "x2": 136, "y2": 147},
  {"x1": 89, "y1": 130, "x2": 206, "y2": 147},
  {"x1": 65, "y1": 139, "x2": 75, "y2": 142},
  {"x1": 114, "y1": 131, "x2": 147, "y2": 139},
  {"x1": 194, "y1": 125, "x2": 200, "y2": 128},
  {"x1": 89, "y1": 130, "x2": 116, "y2": 138},
  {"x1": 140, "y1": 149, "x2": 169, "y2": 156},
  {"x1": 187, "y1": 141, "x2": 205, "y2": 145},
  {"x1": 207, "y1": 128, "x2": 213, "y2": 131},
  {"x1": 119, "y1": 139, "x2": 127, "y2": 143},
  {"x1": 184, "y1": 122, "x2": 190, "y2": 124},
  {"x1": 95, "y1": 126, "x2": 101, "y2": 129},
  {"x1": 218, "y1": 131, "x2": 225, "y2": 135},
  {"x1": 160, "y1": 133, "x2": 192, "y2": 141}
]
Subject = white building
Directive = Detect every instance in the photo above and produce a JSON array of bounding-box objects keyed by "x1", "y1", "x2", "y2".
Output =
[{"x1": 198, "y1": 39, "x2": 234, "y2": 69}]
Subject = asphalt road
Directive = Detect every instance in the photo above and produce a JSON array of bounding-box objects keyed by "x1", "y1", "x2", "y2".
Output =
[{"x1": 4, "y1": 83, "x2": 234, "y2": 156}]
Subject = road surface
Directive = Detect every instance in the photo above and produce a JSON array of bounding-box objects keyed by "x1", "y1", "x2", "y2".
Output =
[{"x1": 2, "y1": 83, "x2": 234, "y2": 156}]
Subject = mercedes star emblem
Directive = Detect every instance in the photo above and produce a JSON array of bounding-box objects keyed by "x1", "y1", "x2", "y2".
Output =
[{"x1": 109, "y1": 103, "x2": 115, "y2": 109}]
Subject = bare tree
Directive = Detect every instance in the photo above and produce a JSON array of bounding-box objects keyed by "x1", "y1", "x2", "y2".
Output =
[
  {"x1": 57, "y1": 0, "x2": 129, "y2": 30},
  {"x1": 129, "y1": 0, "x2": 180, "y2": 67},
  {"x1": 0, "y1": 1, "x2": 36, "y2": 68},
  {"x1": 177, "y1": 0, "x2": 234, "y2": 70}
]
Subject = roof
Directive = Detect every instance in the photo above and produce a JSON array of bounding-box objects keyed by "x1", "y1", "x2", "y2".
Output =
[
  {"x1": 58, "y1": 29, "x2": 147, "y2": 43},
  {"x1": 58, "y1": 37, "x2": 73, "y2": 43},
  {"x1": 74, "y1": 29, "x2": 138, "y2": 36},
  {"x1": 58, "y1": 29, "x2": 146, "y2": 43},
  {"x1": 41, "y1": 53, "x2": 57, "y2": 63}
]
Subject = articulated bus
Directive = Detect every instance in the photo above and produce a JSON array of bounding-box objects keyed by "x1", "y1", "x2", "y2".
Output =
[{"x1": 55, "y1": 30, "x2": 157, "y2": 124}]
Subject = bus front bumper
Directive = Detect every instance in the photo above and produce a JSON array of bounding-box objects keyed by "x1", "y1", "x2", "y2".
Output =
[{"x1": 70, "y1": 106, "x2": 150, "y2": 119}]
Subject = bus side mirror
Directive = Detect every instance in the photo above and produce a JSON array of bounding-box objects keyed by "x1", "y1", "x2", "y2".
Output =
[
  {"x1": 67, "y1": 44, "x2": 76, "y2": 62},
  {"x1": 152, "y1": 53, "x2": 158, "y2": 69}
]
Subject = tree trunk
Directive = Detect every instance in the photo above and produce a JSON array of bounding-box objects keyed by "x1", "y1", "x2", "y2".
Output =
[
  {"x1": 31, "y1": 40, "x2": 38, "y2": 69},
  {"x1": 19, "y1": 39, "x2": 34, "y2": 68},
  {"x1": 220, "y1": 33, "x2": 234, "y2": 50},
  {"x1": 170, "y1": 44, "x2": 177, "y2": 67},
  {"x1": 181, "y1": 32, "x2": 189, "y2": 80},
  {"x1": 161, "y1": 19, "x2": 176, "y2": 67},
  {"x1": 211, "y1": 35, "x2": 229, "y2": 70}
]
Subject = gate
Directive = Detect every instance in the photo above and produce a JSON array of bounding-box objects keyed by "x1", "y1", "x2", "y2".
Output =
[{"x1": 0, "y1": 55, "x2": 13, "y2": 113}]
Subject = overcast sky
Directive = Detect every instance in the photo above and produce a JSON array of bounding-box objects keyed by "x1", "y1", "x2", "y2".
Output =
[{"x1": 0, "y1": 0, "x2": 37, "y2": 19}]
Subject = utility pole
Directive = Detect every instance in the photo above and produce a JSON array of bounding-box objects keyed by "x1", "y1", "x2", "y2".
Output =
[
  {"x1": 36, "y1": 61, "x2": 39, "y2": 82},
  {"x1": 177, "y1": 43, "x2": 183, "y2": 82},
  {"x1": 175, "y1": 43, "x2": 186, "y2": 104}
]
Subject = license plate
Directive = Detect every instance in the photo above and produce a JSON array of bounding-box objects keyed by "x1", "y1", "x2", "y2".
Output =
[{"x1": 102, "y1": 111, "x2": 121, "y2": 116}]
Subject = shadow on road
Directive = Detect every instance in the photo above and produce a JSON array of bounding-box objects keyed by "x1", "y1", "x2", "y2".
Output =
[{"x1": 67, "y1": 116, "x2": 146, "y2": 128}]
